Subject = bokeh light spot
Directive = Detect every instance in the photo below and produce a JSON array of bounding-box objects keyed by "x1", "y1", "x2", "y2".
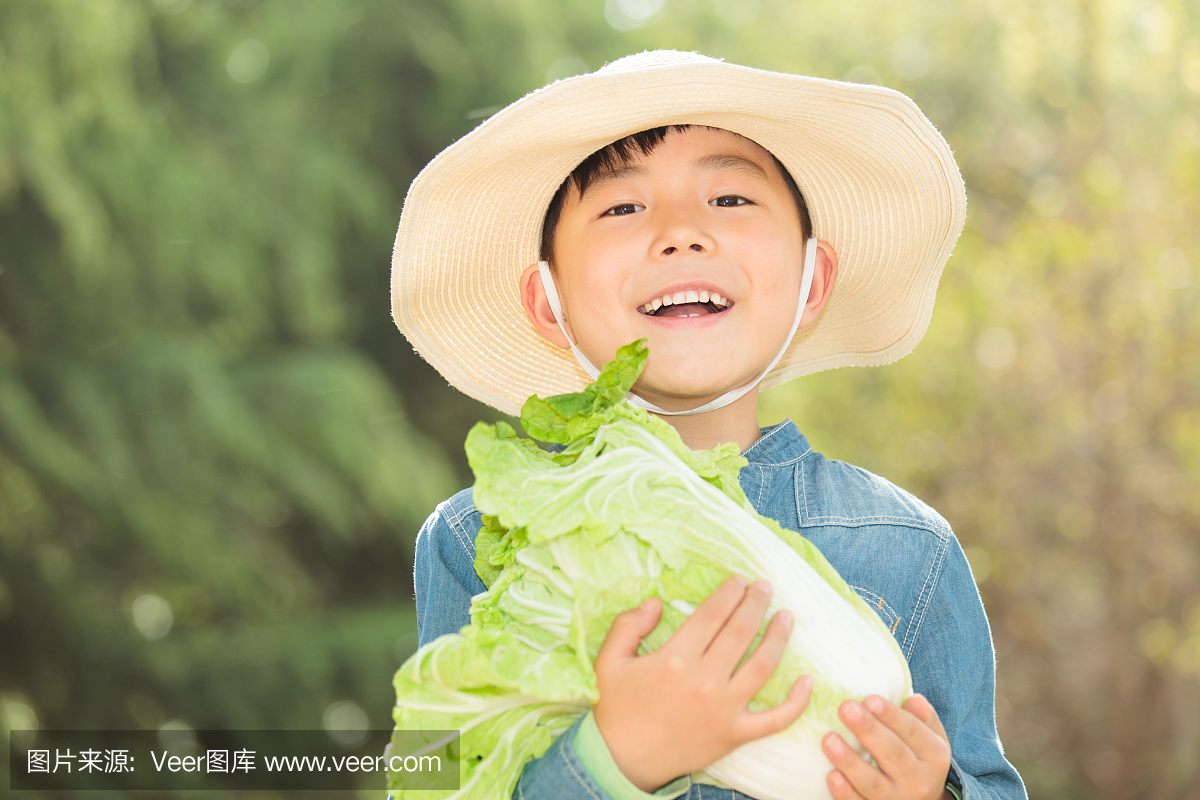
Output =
[
  {"x1": 1134, "y1": 7, "x2": 1173, "y2": 53},
  {"x1": 157, "y1": 720, "x2": 198, "y2": 757},
  {"x1": 227, "y1": 39, "x2": 269, "y2": 84},
  {"x1": 1139, "y1": 618, "x2": 1177, "y2": 664},
  {"x1": 545, "y1": 56, "x2": 589, "y2": 84},
  {"x1": 131, "y1": 593, "x2": 174, "y2": 640},
  {"x1": 1174, "y1": 636, "x2": 1200, "y2": 674},
  {"x1": 1158, "y1": 248, "x2": 1190, "y2": 289},
  {"x1": 1182, "y1": 41, "x2": 1200, "y2": 94},
  {"x1": 2, "y1": 695, "x2": 39, "y2": 732},
  {"x1": 976, "y1": 327, "x2": 1017, "y2": 371},
  {"x1": 890, "y1": 37, "x2": 930, "y2": 79},
  {"x1": 1029, "y1": 175, "x2": 1067, "y2": 216},
  {"x1": 605, "y1": 0, "x2": 668, "y2": 32},
  {"x1": 1086, "y1": 155, "x2": 1121, "y2": 195},
  {"x1": 844, "y1": 65, "x2": 882, "y2": 85},
  {"x1": 712, "y1": 0, "x2": 759, "y2": 27},
  {"x1": 323, "y1": 700, "x2": 370, "y2": 748}
]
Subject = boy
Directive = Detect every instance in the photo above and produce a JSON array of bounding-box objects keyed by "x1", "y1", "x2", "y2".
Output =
[{"x1": 392, "y1": 51, "x2": 1026, "y2": 800}]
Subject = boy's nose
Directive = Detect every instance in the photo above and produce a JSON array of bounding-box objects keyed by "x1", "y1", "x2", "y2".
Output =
[
  {"x1": 661, "y1": 243, "x2": 706, "y2": 256},
  {"x1": 652, "y1": 212, "x2": 715, "y2": 259}
]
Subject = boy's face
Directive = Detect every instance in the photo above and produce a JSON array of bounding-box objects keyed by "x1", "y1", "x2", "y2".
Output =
[{"x1": 539, "y1": 127, "x2": 814, "y2": 411}]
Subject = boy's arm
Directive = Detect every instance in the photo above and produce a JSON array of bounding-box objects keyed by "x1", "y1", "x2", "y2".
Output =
[
  {"x1": 413, "y1": 502, "x2": 686, "y2": 800},
  {"x1": 413, "y1": 504, "x2": 481, "y2": 645},
  {"x1": 820, "y1": 536, "x2": 1026, "y2": 800},
  {"x1": 413, "y1": 511, "x2": 810, "y2": 800},
  {"x1": 905, "y1": 539, "x2": 1027, "y2": 800},
  {"x1": 517, "y1": 711, "x2": 691, "y2": 800},
  {"x1": 521, "y1": 579, "x2": 809, "y2": 800}
]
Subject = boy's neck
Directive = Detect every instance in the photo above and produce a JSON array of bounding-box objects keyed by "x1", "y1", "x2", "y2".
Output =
[{"x1": 654, "y1": 390, "x2": 763, "y2": 453}]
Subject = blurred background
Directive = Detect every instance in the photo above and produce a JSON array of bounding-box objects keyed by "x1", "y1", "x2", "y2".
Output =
[{"x1": 0, "y1": 0, "x2": 1197, "y2": 797}]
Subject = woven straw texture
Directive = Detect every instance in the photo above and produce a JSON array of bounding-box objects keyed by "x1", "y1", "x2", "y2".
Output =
[{"x1": 391, "y1": 51, "x2": 966, "y2": 416}]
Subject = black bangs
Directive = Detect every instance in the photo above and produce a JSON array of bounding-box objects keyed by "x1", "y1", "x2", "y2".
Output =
[
  {"x1": 539, "y1": 125, "x2": 813, "y2": 266},
  {"x1": 540, "y1": 126, "x2": 688, "y2": 267}
]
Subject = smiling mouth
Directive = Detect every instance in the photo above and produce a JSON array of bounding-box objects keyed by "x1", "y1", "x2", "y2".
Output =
[{"x1": 639, "y1": 290, "x2": 731, "y2": 318}]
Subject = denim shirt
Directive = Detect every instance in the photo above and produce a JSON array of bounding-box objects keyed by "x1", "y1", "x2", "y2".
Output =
[{"x1": 412, "y1": 421, "x2": 1026, "y2": 800}]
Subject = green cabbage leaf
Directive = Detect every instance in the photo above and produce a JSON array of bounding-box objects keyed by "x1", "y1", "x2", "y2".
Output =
[{"x1": 389, "y1": 341, "x2": 912, "y2": 800}]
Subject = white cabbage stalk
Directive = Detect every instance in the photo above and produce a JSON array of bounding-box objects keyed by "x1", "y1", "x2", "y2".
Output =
[{"x1": 390, "y1": 344, "x2": 912, "y2": 800}]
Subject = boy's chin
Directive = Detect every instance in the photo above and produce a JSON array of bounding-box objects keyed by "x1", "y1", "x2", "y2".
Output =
[{"x1": 633, "y1": 372, "x2": 757, "y2": 410}]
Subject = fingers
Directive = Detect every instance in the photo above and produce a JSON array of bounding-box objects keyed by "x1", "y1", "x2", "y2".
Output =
[
  {"x1": 903, "y1": 694, "x2": 949, "y2": 743},
  {"x1": 596, "y1": 597, "x2": 662, "y2": 665},
  {"x1": 823, "y1": 724, "x2": 893, "y2": 799},
  {"x1": 733, "y1": 674, "x2": 813, "y2": 742},
  {"x1": 824, "y1": 695, "x2": 952, "y2": 800},
  {"x1": 729, "y1": 609, "x2": 793, "y2": 696},
  {"x1": 706, "y1": 580, "x2": 776, "y2": 671},
  {"x1": 826, "y1": 766, "x2": 868, "y2": 800},
  {"x1": 834, "y1": 697, "x2": 914, "y2": 780},
  {"x1": 860, "y1": 695, "x2": 951, "y2": 766},
  {"x1": 668, "y1": 575, "x2": 750, "y2": 654}
]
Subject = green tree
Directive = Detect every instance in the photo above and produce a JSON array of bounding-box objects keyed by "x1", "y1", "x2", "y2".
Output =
[
  {"x1": 0, "y1": 0, "x2": 465, "y2": 752},
  {"x1": 2, "y1": 0, "x2": 1198, "y2": 798}
]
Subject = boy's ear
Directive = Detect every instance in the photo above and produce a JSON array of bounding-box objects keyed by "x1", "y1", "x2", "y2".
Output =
[
  {"x1": 519, "y1": 263, "x2": 572, "y2": 350},
  {"x1": 799, "y1": 240, "x2": 839, "y2": 328}
]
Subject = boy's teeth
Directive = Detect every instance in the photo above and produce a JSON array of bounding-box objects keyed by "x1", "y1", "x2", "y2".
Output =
[{"x1": 641, "y1": 290, "x2": 731, "y2": 314}]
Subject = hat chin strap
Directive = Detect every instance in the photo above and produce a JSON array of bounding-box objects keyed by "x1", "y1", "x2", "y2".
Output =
[{"x1": 536, "y1": 236, "x2": 818, "y2": 417}]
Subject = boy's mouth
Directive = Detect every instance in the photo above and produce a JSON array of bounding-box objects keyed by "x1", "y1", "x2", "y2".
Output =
[{"x1": 638, "y1": 290, "x2": 731, "y2": 318}]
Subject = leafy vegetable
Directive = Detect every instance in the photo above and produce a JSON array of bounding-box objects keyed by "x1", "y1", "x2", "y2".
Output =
[{"x1": 390, "y1": 341, "x2": 912, "y2": 800}]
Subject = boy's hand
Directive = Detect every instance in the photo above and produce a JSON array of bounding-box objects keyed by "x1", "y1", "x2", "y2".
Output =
[
  {"x1": 822, "y1": 693, "x2": 954, "y2": 800},
  {"x1": 592, "y1": 576, "x2": 813, "y2": 792}
]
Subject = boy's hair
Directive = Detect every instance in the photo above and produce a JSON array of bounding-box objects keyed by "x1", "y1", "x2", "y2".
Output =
[{"x1": 539, "y1": 125, "x2": 813, "y2": 266}]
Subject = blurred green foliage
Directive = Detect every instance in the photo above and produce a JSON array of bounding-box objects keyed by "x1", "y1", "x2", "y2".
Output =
[{"x1": 0, "y1": 0, "x2": 1197, "y2": 798}]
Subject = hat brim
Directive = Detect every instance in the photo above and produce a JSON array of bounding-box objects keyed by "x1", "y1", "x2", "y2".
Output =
[{"x1": 392, "y1": 54, "x2": 966, "y2": 417}]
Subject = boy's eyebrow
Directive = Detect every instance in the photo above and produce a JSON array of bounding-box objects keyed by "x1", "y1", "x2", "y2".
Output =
[
  {"x1": 695, "y1": 153, "x2": 770, "y2": 180},
  {"x1": 578, "y1": 153, "x2": 769, "y2": 199},
  {"x1": 580, "y1": 164, "x2": 647, "y2": 197}
]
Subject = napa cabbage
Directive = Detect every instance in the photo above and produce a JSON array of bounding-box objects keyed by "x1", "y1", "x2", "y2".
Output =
[{"x1": 389, "y1": 340, "x2": 912, "y2": 800}]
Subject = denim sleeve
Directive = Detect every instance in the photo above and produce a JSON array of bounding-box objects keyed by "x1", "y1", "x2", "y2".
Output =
[
  {"x1": 412, "y1": 500, "x2": 616, "y2": 800},
  {"x1": 515, "y1": 715, "x2": 679, "y2": 800},
  {"x1": 571, "y1": 711, "x2": 690, "y2": 800},
  {"x1": 413, "y1": 500, "x2": 484, "y2": 647},
  {"x1": 907, "y1": 536, "x2": 1027, "y2": 800}
]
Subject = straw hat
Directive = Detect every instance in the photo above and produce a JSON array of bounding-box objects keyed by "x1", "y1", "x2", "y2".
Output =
[{"x1": 391, "y1": 50, "x2": 966, "y2": 417}]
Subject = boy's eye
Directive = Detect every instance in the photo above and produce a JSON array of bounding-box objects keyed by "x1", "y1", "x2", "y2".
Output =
[
  {"x1": 602, "y1": 203, "x2": 645, "y2": 216},
  {"x1": 710, "y1": 195, "x2": 750, "y2": 207}
]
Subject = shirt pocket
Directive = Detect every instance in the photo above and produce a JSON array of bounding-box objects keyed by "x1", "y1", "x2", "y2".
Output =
[{"x1": 850, "y1": 585, "x2": 901, "y2": 635}]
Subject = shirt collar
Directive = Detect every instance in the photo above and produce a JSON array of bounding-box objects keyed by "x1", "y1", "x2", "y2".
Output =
[{"x1": 741, "y1": 419, "x2": 812, "y2": 466}]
